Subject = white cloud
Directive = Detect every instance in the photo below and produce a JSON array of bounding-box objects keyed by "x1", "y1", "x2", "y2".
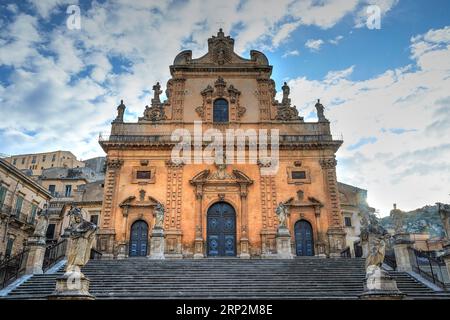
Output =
[
  {"x1": 329, "y1": 35, "x2": 344, "y2": 45},
  {"x1": 282, "y1": 50, "x2": 300, "y2": 58},
  {"x1": 305, "y1": 39, "x2": 324, "y2": 51},
  {"x1": 288, "y1": 26, "x2": 450, "y2": 216}
]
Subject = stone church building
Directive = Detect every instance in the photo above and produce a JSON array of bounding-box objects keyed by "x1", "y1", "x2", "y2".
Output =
[{"x1": 98, "y1": 30, "x2": 345, "y2": 259}]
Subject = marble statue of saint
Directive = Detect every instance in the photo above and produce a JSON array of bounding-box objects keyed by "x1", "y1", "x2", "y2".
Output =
[
  {"x1": 275, "y1": 202, "x2": 289, "y2": 228},
  {"x1": 390, "y1": 204, "x2": 405, "y2": 235},
  {"x1": 315, "y1": 99, "x2": 327, "y2": 122},
  {"x1": 115, "y1": 100, "x2": 125, "y2": 122},
  {"x1": 154, "y1": 202, "x2": 165, "y2": 229},
  {"x1": 33, "y1": 204, "x2": 49, "y2": 237},
  {"x1": 66, "y1": 206, "x2": 98, "y2": 272},
  {"x1": 365, "y1": 236, "x2": 387, "y2": 270},
  {"x1": 152, "y1": 82, "x2": 162, "y2": 105},
  {"x1": 281, "y1": 82, "x2": 290, "y2": 105}
]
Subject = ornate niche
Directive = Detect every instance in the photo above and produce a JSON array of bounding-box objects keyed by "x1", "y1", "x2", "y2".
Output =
[{"x1": 195, "y1": 76, "x2": 246, "y2": 122}]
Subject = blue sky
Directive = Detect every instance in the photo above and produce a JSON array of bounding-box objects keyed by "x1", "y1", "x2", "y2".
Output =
[{"x1": 0, "y1": 0, "x2": 449, "y2": 216}]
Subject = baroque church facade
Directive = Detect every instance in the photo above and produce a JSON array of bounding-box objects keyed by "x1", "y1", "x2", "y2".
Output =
[{"x1": 98, "y1": 30, "x2": 346, "y2": 259}]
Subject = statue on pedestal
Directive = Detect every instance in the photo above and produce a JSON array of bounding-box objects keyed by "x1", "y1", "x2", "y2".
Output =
[
  {"x1": 366, "y1": 236, "x2": 388, "y2": 270},
  {"x1": 33, "y1": 204, "x2": 49, "y2": 237},
  {"x1": 438, "y1": 203, "x2": 450, "y2": 239},
  {"x1": 154, "y1": 202, "x2": 165, "y2": 229},
  {"x1": 275, "y1": 201, "x2": 289, "y2": 229},
  {"x1": 390, "y1": 203, "x2": 405, "y2": 235},
  {"x1": 66, "y1": 206, "x2": 98, "y2": 272}
]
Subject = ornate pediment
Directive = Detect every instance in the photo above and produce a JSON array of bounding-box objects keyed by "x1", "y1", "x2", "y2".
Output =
[
  {"x1": 119, "y1": 195, "x2": 160, "y2": 208},
  {"x1": 283, "y1": 196, "x2": 323, "y2": 208},
  {"x1": 190, "y1": 166, "x2": 253, "y2": 185},
  {"x1": 171, "y1": 29, "x2": 270, "y2": 68}
]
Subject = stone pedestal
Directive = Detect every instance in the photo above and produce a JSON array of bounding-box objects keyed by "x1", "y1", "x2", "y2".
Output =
[
  {"x1": 149, "y1": 227, "x2": 165, "y2": 260},
  {"x1": 239, "y1": 238, "x2": 250, "y2": 259},
  {"x1": 327, "y1": 227, "x2": 347, "y2": 257},
  {"x1": 24, "y1": 236, "x2": 46, "y2": 275},
  {"x1": 393, "y1": 233, "x2": 414, "y2": 272},
  {"x1": 360, "y1": 266, "x2": 404, "y2": 300},
  {"x1": 193, "y1": 237, "x2": 204, "y2": 259},
  {"x1": 276, "y1": 227, "x2": 293, "y2": 259},
  {"x1": 48, "y1": 271, "x2": 95, "y2": 300}
]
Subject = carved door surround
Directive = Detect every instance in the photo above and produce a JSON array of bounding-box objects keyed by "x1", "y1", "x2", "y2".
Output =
[
  {"x1": 118, "y1": 194, "x2": 161, "y2": 258},
  {"x1": 190, "y1": 166, "x2": 253, "y2": 258},
  {"x1": 195, "y1": 76, "x2": 246, "y2": 123},
  {"x1": 283, "y1": 196, "x2": 326, "y2": 256}
]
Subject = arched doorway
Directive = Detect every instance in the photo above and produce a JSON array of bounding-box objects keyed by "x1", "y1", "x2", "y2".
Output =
[
  {"x1": 207, "y1": 202, "x2": 236, "y2": 256},
  {"x1": 294, "y1": 220, "x2": 314, "y2": 256},
  {"x1": 129, "y1": 220, "x2": 148, "y2": 257}
]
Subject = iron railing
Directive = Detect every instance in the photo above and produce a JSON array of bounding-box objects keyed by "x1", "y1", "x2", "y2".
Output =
[
  {"x1": 0, "y1": 249, "x2": 29, "y2": 289},
  {"x1": 42, "y1": 239, "x2": 67, "y2": 272},
  {"x1": 409, "y1": 247, "x2": 449, "y2": 290},
  {"x1": 340, "y1": 246, "x2": 351, "y2": 258},
  {"x1": 384, "y1": 250, "x2": 397, "y2": 270},
  {"x1": 90, "y1": 248, "x2": 103, "y2": 260},
  {"x1": 354, "y1": 242, "x2": 363, "y2": 258}
]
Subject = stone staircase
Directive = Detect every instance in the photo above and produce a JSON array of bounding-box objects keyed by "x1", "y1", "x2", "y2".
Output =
[{"x1": 3, "y1": 258, "x2": 450, "y2": 299}]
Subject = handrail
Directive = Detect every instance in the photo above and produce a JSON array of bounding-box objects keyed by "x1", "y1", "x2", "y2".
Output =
[
  {"x1": 90, "y1": 248, "x2": 103, "y2": 260},
  {"x1": 42, "y1": 239, "x2": 68, "y2": 272},
  {"x1": 0, "y1": 249, "x2": 29, "y2": 289},
  {"x1": 340, "y1": 246, "x2": 351, "y2": 258},
  {"x1": 408, "y1": 247, "x2": 448, "y2": 290}
]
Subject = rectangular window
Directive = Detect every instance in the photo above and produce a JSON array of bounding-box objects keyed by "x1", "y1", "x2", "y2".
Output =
[
  {"x1": 5, "y1": 237, "x2": 14, "y2": 258},
  {"x1": 65, "y1": 185, "x2": 72, "y2": 197},
  {"x1": 52, "y1": 154, "x2": 56, "y2": 162},
  {"x1": 46, "y1": 224, "x2": 56, "y2": 240},
  {"x1": 13, "y1": 158, "x2": 17, "y2": 165},
  {"x1": 0, "y1": 186, "x2": 7, "y2": 207},
  {"x1": 344, "y1": 217, "x2": 352, "y2": 227},
  {"x1": 42, "y1": 155, "x2": 46, "y2": 162},
  {"x1": 14, "y1": 196, "x2": 24, "y2": 215},
  {"x1": 48, "y1": 185, "x2": 56, "y2": 196},
  {"x1": 291, "y1": 171, "x2": 306, "y2": 179},
  {"x1": 136, "y1": 171, "x2": 151, "y2": 179},
  {"x1": 31, "y1": 156, "x2": 37, "y2": 164},
  {"x1": 21, "y1": 158, "x2": 25, "y2": 165},
  {"x1": 90, "y1": 215, "x2": 99, "y2": 225},
  {"x1": 29, "y1": 204, "x2": 38, "y2": 224}
]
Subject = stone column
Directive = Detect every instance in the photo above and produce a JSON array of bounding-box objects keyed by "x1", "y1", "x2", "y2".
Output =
[
  {"x1": 24, "y1": 236, "x2": 46, "y2": 274},
  {"x1": 149, "y1": 227, "x2": 165, "y2": 260},
  {"x1": 393, "y1": 233, "x2": 415, "y2": 272},
  {"x1": 239, "y1": 185, "x2": 250, "y2": 259},
  {"x1": 314, "y1": 206, "x2": 326, "y2": 257},
  {"x1": 320, "y1": 158, "x2": 346, "y2": 257},
  {"x1": 99, "y1": 158, "x2": 123, "y2": 259},
  {"x1": 194, "y1": 188, "x2": 204, "y2": 259},
  {"x1": 276, "y1": 227, "x2": 293, "y2": 259}
]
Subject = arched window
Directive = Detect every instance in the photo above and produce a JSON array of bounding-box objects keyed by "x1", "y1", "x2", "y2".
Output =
[{"x1": 213, "y1": 98, "x2": 229, "y2": 123}]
